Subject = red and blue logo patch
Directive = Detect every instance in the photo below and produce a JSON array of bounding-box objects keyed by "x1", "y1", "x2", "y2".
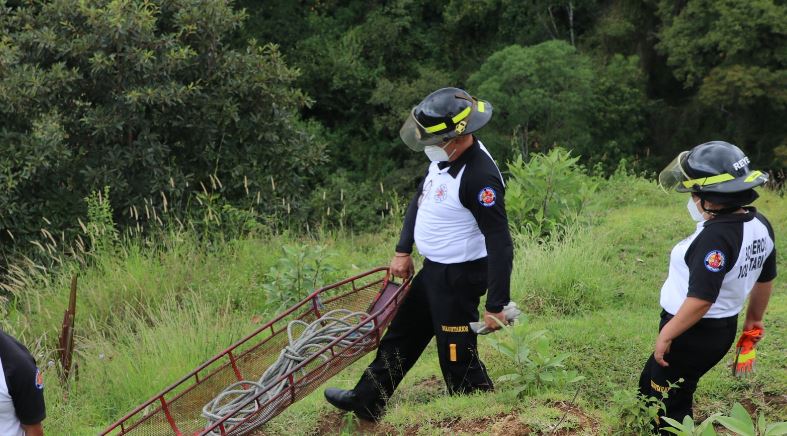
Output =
[
  {"x1": 35, "y1": 367, "x2": 44, "y2": 390},
  {"x1": 478, "y1": 187, "x2": 496, "y2": 207},
  {"x1": 704, "y1": 250, "x2": 725, "y2": 272}
]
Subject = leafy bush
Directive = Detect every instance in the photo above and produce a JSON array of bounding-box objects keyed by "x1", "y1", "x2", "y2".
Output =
[
  {"x1": 486, "y1": 323, "x2": 584, "y2": 397},
  {"x1": 0, "y1": 0, "x2": 324, "y2": 256},
  {"x1": 506, "y1": 147, "x2": 597, "y2": 235}
]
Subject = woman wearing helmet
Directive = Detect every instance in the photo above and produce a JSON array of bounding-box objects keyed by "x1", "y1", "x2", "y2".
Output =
[{"x1": 640, "y1": 141, "x2": 776, "y2": 428}]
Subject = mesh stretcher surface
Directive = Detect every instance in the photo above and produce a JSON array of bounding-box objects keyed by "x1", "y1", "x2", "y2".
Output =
[{"x1": 102, "y1": 267, "x2": 410, "y2": 435}]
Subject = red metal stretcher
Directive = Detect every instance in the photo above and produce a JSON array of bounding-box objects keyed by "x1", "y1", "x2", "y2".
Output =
[{"x1": 101, "y1": 267, "x2": 411, "y2": 435}]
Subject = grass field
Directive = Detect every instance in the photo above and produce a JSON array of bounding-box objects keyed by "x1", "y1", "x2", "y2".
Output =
[{"x1": 4, "y1": 176, "x2": 786, "y2": 435}]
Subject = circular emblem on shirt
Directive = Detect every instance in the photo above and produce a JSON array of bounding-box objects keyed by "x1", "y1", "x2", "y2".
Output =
[
  {"x1": 704, "y1": 250, "x2": 725, "y2": 272},
  {"x1": 478, "y1": 187, "x2": 496, "y2": 207},
  {"x1": 35, "y1": 367, "x2": 44, "y2": 390},
  {"x1": 434, "y1": 184, "x2": 448, "y2": 203}
]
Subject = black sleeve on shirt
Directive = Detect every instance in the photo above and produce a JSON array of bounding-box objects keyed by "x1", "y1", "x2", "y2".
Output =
[
  {"x1": 395, "y1": 169, "x2": 428, "y2": 254},
  {"x1": 1, "y1": 332, "x2": 46, "y2": 425},
  {"x1": 756, "y1": 212, "x2": 777, "y2": 283},
  {"x1": 459, "y1": 155, "x2": 513, "y2": 313},
  {"x1": 684, "y1": 222, "x2": 741, "y2": 303}
]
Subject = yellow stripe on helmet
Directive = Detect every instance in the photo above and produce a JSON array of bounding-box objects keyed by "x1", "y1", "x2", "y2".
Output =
[
  {"x1": 477, "y1": 101, "x2": 485, "y2": 113},
  {"x1": 424, "y1": 122, "x2": 447, "y2": 134},
  {"x1": 423, "y1": 106, "x2": 473, "y2": 134},
  {"x1": 744, "y1": 170, "x2": 763, "y2": 183},
  {"x1": 682, "y1": 173, "x2": 735, "y2": 189},
  {"x1": 451, "y1": 107, "x2": 471, "y2": 124}
]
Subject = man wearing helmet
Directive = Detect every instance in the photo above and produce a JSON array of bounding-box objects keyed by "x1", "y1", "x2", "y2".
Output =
[
  {"x1": 0, "y1": 329, "x2": 46, "y2": 436},
  {"x1": 324, "y1": 88, "x2": 514, "y2": 420},
  {"x1": 641, "y1": 141, "x2": 776, "y2": 428}
]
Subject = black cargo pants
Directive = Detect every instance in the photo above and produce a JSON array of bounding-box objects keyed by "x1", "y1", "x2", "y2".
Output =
[
  {"x1": 639, "y1": 310, "x2": 737, "y2": 431},
  {"x1": 353, "y1": 257, "x2": 494, "y2": 417}
]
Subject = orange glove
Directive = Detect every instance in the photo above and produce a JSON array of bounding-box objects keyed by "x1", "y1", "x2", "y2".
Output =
[{"x1": 733, "y1": 328, "x2": 763, "y2": 377}]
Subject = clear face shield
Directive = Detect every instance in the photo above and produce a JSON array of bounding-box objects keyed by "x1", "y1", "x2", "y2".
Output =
[
  {"x1": 399, "y1": 108, "x2": 452, "y2": 151},
  {"x1": 657, "y1": 151, "x2": 691, "y2": 192}
]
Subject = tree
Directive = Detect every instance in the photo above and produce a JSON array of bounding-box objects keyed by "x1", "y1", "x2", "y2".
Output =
[
  {"x1": 468, "y1": 41, "x2": 595, "y2": 159},
  {"x1": 590, "y1": 54, "x2": 650, "y2": 170},
  {"x1": 655, "y1": 0, "x2": 787, "y2": 165},
  {"x1": 0, "y1": 0, "x2": 324, "y2": 255}
]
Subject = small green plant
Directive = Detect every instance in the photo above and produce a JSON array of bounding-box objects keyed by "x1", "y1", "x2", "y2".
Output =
[
  {"x1": 611, "y1": 388, "x2": 668, "y2": 436},
  {"x1": 662, "y1": 414, "x2": 720, "y2": 436},
  {"x1": 662, "y1": 402, "x2": 787, "y2": 436},
  {"x1": 713, "y1": 402, "x2": 787, "y2": 436},
  {"x1": 262, "y1": 244, "x2": 336, "y2": 308},
  {"x1": 84, "y1": 186, "x2": 118, "y2": 254},
  {"x1": 485, "y1": 323, "x2": 584, "y2": 397}
]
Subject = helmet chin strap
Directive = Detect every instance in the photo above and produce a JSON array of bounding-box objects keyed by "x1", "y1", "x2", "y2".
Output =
[{"x1": 441, "y1": 138, "x2": 458, "y2": 161}]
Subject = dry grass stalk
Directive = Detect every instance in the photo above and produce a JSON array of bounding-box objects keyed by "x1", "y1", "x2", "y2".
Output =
[{"x1": 160, "y1": 191, "x2": 168, "y2": 213}]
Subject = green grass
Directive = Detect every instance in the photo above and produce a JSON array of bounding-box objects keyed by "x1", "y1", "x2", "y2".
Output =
[{"x1": 4, "y1": 179, "x2": 786, "y2": 435}]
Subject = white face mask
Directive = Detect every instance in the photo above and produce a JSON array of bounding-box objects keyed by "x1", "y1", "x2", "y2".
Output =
[
  {"x1": 423, "y1": 140, "x2": 456, "y2": 162},
  {"x1": 687, "y1": 197, "x2": 706, "y2": 222}
]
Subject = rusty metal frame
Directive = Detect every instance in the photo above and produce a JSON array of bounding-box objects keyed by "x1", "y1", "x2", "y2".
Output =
[{"x1": 101, "y1": 267, "x2": 410, "y2": 435}]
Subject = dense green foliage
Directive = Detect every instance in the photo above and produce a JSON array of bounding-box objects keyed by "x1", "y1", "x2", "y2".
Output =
[
  {"x1": 2, "y1": 0, "x2": 786, "y2": 262},
  {"x1": 0, "y1": 0, "x2": 323, "y2": 260}
]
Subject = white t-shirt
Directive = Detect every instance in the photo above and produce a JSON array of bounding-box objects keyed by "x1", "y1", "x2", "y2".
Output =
[
  {"x1": 660, "y1": 209, "x2": 777, "y2": 318},
  {"x1": 414, "y1": 142, "x2": 504, "y2": 263}
]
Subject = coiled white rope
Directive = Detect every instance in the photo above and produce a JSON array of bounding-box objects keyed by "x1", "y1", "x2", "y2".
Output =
[{"x1": 202, "y1": 309, "x2": 374, "y2": 435}]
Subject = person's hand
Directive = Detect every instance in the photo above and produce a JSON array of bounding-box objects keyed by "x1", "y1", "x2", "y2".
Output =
[
  {"x1": 654, "y1": 334, "x2": 672, "y2": 367},
  {"x1": 484, "y1": 310, "x2": 507, "y2": 331},
  {"x1": 390, "y1": 253, "x2": 414, "y2": 279},
  {"x1": 743, "y1": 319, "x2": 765, "y2": 343}
]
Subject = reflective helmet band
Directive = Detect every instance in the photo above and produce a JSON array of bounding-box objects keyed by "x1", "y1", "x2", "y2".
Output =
[
  {"x1": 424, "y1": 122, "x2": 447, "y2": 134},
  {"x1": 451, "y1": 106, "x2": 472, "y2": 123},
  {"x1": 745, "y1": 170, "x2": 763, "y2": 182},
  {"x1": 681, "y1": 173, "x2": 735, "y2": 189},
  {"x1": 422, "y1": 106, "x2": 473, "y2": 134}
]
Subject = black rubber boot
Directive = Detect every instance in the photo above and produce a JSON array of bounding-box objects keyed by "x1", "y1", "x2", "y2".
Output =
[{"x1": 324, "y1": 388, "x2": 380, "y2": 421}]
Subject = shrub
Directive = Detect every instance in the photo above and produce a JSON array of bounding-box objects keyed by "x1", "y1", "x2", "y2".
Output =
[{"x1": 506, "y1": 148, "x2": 597, "y2": 236}]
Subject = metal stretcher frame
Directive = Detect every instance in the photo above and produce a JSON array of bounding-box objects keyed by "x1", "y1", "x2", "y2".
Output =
[{"x1": 101, "y1": 267, "x2": 411, "y2": 436}]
